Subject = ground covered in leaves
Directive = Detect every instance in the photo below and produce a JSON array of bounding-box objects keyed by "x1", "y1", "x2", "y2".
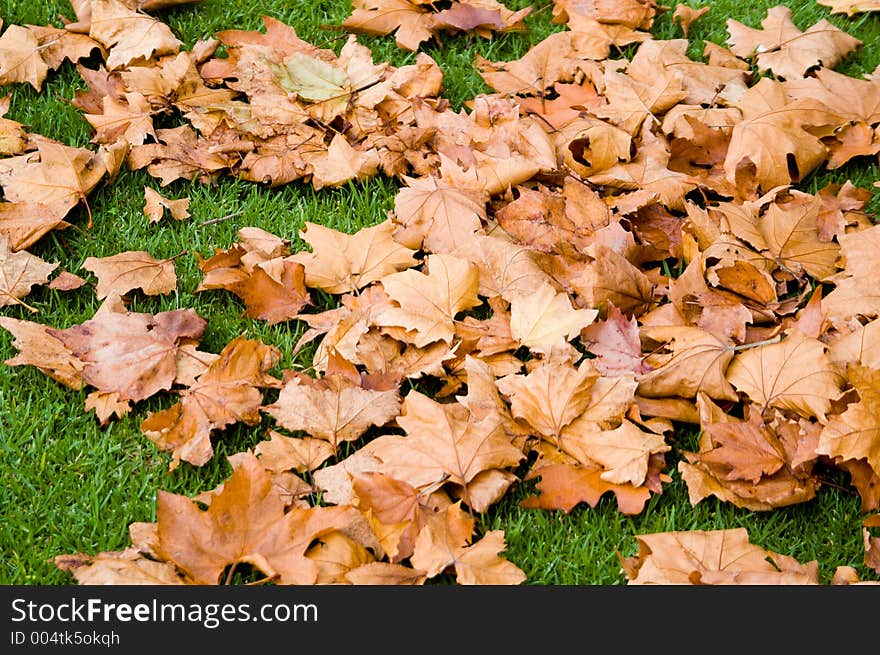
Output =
[{"x1": 1, "y1": 0, "x2": 879, "y2": 585}]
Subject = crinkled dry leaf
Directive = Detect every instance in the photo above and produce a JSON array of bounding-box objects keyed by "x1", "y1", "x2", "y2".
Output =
[
  {"x1": 143, "y1": 187, "x2": 190, "y2": 223},
  {"x1": 623, "y1": 527, "x2": 820, "y2": 584},
  {"x1": 82, "y1": 249, "x2": 178, "y2": 299},
  {"x1": 0, "y1": 235, "x2": 58, "y2": 311}
]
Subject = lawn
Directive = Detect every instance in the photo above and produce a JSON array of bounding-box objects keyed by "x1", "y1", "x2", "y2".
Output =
[{"x1": 1, "y1": 0, "x2": 878, "y2": 586}]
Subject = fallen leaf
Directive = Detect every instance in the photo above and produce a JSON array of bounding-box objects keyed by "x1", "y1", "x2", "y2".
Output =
[
  {"x1": 0, "y1": 235, "x2": 58, "y2": 311},
  {"x1": 82, "y1": 249, "x2": 178, "y2": 299},
  {"x1": 622, "y1": 527, "x2": 820, "y2": 584},
  {"x1": 374, "y1": 253, "x2": 481, "y2": 348},
  {"x1": 143, "y1": 187, "x2": 190, "y2": 223},
  {"x1": 290, "y1": 219, "x2": 418, "y2": 294}
]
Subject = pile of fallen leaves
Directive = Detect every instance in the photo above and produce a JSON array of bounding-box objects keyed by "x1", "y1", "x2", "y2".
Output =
[{"x1": 2, "y1": 0, "x2": 879, "y2": 584}]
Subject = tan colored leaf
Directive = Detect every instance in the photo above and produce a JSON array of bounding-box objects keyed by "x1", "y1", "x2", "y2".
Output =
[
  {"x1": 392, "y1": 176, "x2": 486, "y2": 253},
  {"x1": 817, "y1": 364, "x2": 880, "y2": 477},
  {"x1": 156, "y1": 451, "x2": 361, "y2": 584},
  {"x1": 375, "y1": 253, "x2": 481, "y2": 348},
  {"x1": 368, "y1": 391, "x2": 524, "y2": 511},
  {"x1": 727, "y1": 6, "x2": 861, "y2": 80},
  {"x1": 309, "y1": 134, "x2": 380, "y2": 190},
  {"x1": 83, "y1": 92, "x2": 155, "y2": 146},
  {"x1": 637, "y1": 325, "x2": 738, "y2": 402},
  {"x1": 143, "y1": 187, "x2": 190, "y2": 223},
  {"x1": 55, "y1": 548, "x2": 185, "y2": 585},
  {"x1": 410, "y1": 502, "x2": 525, "y2": 584},
  {"x1": 0, "y1": 315, "x2": 84, "y2": 389},
  {"x1": 49, "y1": 306, "x2": 206, "y2": 403},
  {"x1": 0, "y1": 24, "x2": 49, "y2": 91},
  {"x1": 672, "y1": 4, "x2": 709, "y2": 37},
  {"x1": 344, "y1": 561, "x2": 427, "y2": 585},
  {"x1": 255, "y1": 430, "x2": 335, "y2": 474},
  {"x1": 0, "y1": 141, "x2": 107, "y2": 223},
  {"x1": 89, "y1": 0, "x2": 182, "y2": 70},
  {"x1": 623, "y1": 527, "x2": 819, "y2": 584},
  {"x1": 509, "y1": 282, "x2": 597, "y2": 356},
  {"x1": 560, "y1": 418, "x2": 671, "y2": 486},
  {"x1": 581, "y1": 303, "x2": 650, "y2": 377},
  {"x1": 520, "y1": 461, "x2": 656, "y2": 515},
  {"x1": 496, "y1": 358, "x2": 599, "y2": 438},
  {"x1": 726, "y1": 331, "x2": 845, "y2": 420},
  {"x1": 290, "y1": 219, "x2": 418, "y2": 294},
  {"x1": 822, "y1": 223, "x2": 880, "y2": 325},
  {"x1": 0, "y1": 201, "x2": 72, "y2": 253},
  {"x1": 82, "y1": 250, "x2": 178, "y2": 299},
  {"x1": 342, "y1": 0, "x2": 434, "y2": 52},
  {"x1": 0, "y1": 235, "x2": 57, "y2": 311},
  {"x1": 723, "y1": 77, "x2": 838, "y2": 192},
  {"x1": 263, "y1": 371, "x2": 401, "y2": 454},
  {"x1": 48, "y1": 270, "x2": 87, "y2": 291},
  {"x1": 817, "y1": 1, "x2": 880, "y2": 15}
]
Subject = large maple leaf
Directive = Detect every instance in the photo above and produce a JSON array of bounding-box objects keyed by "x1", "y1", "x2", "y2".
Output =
[
  {"x1": 366, "y1": 390, "x2": 525, "y2": 512},
  {"x1": 88, "y1": 0, "x2": 182, "y2": 70},
  {"x1": 622, "y1": 527, "x2": 820, "y2": 584},
  {"x1": 725, "y1": 330, "x2": 845, "y2": 421},
  {"x1": 726, "y1": 5, "x2": 861, "y2": 81},
  {"x1": 262, "y1": 369, "x2": 402, "y2": 455},
  {"x1": 81, "y1": 249, "x2": 178, "y2": 299},
  {"x1": 374, "y1": 253, "x2": 482, "y2": 348},
  {"x1": 290, "y1": 219, "x2": 418, "y2": 294},
  {"x1": 723, "y1": 77, "x2": 840, "y2": 192},
  {"x1": 0, "y1": 140, "x2": 107, "y2": 226},
  {"x1": 48, "y1": 302, "x2": 206, "y2": 406}
]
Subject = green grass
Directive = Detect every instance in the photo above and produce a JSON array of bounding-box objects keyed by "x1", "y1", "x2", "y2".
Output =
[{"x1": 1, "y1": 0, "x2": 878, "y2": 585}]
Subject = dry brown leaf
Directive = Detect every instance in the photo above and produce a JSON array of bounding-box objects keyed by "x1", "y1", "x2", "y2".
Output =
[
  {"x1": 520, "y1": 460, "x2": 660, "y2": 515},
  {"x1": 0, "y1": 140, "x2": 107, "y2": 226},
  {"x1": 0, "y1": 315, "x2": 84, "y2": 389},
  {"x1": 155, "y1": 451, "x2": 364, "y2": 584},
  {"x1": 263, "y1": 370, "x2": 401, "y2": 454},
  {"x1": 49, "y1": 304, "x2": 206, "y2": 405},
  {"x1": 822, "y1": 223, "x2": 880, "y2": 325},
  {"x1": 410, "y1": 501, "x2": 525, "y2": 584},
  {"x1": 817, "y1": 364, "x2": 880, "y2": 478},
  {"x1": 0, "y1": 25, "x2": 49, "y2": 91},
  {"x1": 817, "y1": 1, "x2": 880, "y2": 15},
  {"x1": 726, "y1": 330, "x2": 845, "y2": 421},
  {"x1": 143, "y1": 187, "x2": 190, "y2": 223},
  {"x1": 54, "y1": 548, "x2": 185, "y2": 585},
  {"x1": 82, "y1": 249, "x2": 178, "y2": 299},
  {"x1": 726, "y1": 5, "x2": 861, "y2": 80},
  {"x1": 89, "y1": 0, "x2": 182, "y2": 70},
  {"x1": 622, "y1": 527, "x2": 819, "y2": 584},
  {"x1": 637, "y1": 325, "x2": 739, "y2": 402},
  {"x1": 392, "y1": 175, "x2": 487, "y2": 253},
  {"x1": 374, "y1": 253, "x2": 481, "y2": 348},
  {"x1": 290, "y1": 219, "x2": 418, "y2": 294},
  {"x1": 508, "y1": 282, "x2": 597, "y2": 356},
  {"x1": 368, "y1": 390, "x2": 524, "y2": 511},
  {"x1": 0, "y1": 235, "x2": 58, "y2": 311},
  {"x1": 672, "y1": 4, "x2": 708, "y2": 37}
]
